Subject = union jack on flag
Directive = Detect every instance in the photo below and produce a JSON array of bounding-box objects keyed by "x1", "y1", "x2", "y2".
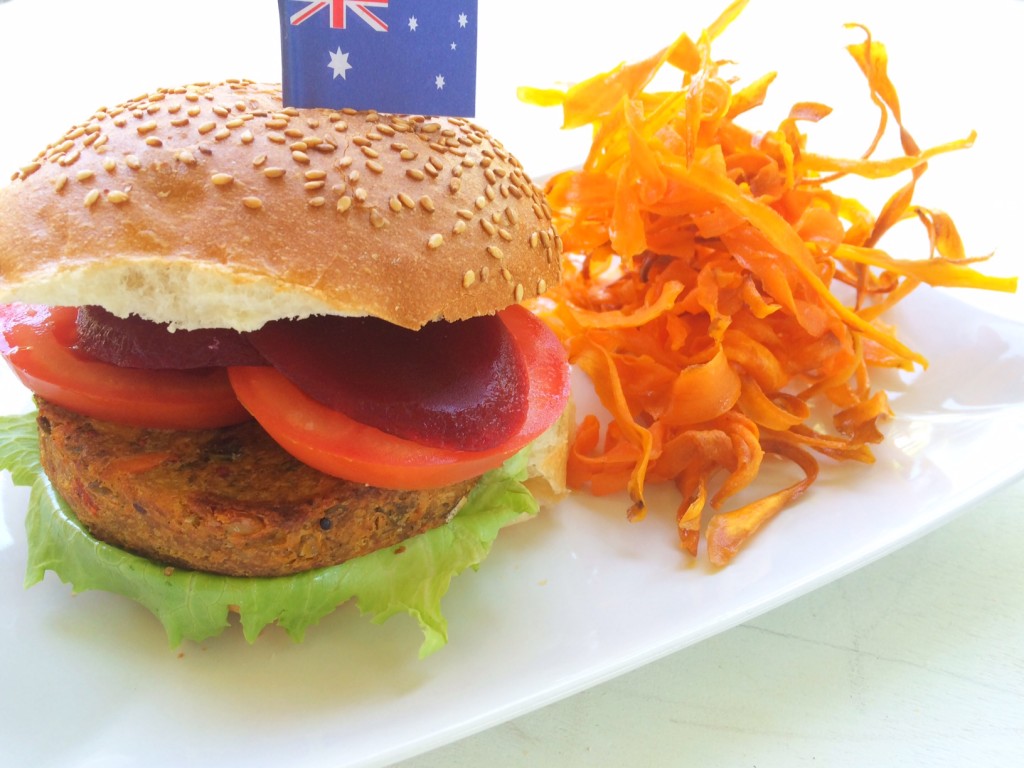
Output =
[{"x1": 278, "y1": 0, "x2": 479, "y2": 116}]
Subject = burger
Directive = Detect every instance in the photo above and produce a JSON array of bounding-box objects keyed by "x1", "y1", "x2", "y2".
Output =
[{"x1": 0, "y1": 80, "x2": 571, "y2": 655}]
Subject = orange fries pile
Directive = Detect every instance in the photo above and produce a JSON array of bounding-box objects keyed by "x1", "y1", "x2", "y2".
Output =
[{"x1": 520, "y1": 0, "x2": 1017, "y2": 564}]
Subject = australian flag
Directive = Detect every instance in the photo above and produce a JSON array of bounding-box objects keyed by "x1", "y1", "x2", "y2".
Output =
[{"x1": 278, "y1": 0, "x2": 479, "y2": 117}]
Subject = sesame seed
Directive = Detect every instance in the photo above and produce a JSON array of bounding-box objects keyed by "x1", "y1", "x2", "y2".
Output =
[
  {"x1": 456, "y1": 209, "x2": 474, "y2": 220},
  {"x1": 399, "y1": 149, "x2": 417, "y2": 161},
  {"x1": 76, "y1": 170, "x2": 95, "y2": 182},
  {"x1": 419, "y1": 195, "x2": 435, "y2": 212},
  {"x1": 291, "y1": 141, "x2": 309, "y2": 152},
  {"x1": 242, "y1": 196, "x2": 263, "y2": 209},
  {"x1": 475, "y1": 196, "x2": 487, "y2": 210},
  {"x1": 333, "y1": 121, "x2": 348, "y2": 132},
  {"x1": 505, "y1": 207, "x2": 519, "y2": 226},
  {"x1": 292, "y1": 151, "x2": 311, "y2": 164},
  {"x1": 366, "y1": 160, "x2": 384, "y2": 174},
  {"x1": 354, "y1": 187, "x2": 368, "y2": 202},
  {"x1": 487, "y1": 245, "x2": 504, "y2": 259},
  {"x1": 498, "y1": 228, "x2": 513, "y2": 242},
  {"x1": 427, "y1": 233, "x2": 444, "y2": 249},
  {"x1": 211, "y1": 173, "x2": 234, "y2": 186},
  {"x1": 452, "y1": 220, "x2": 467, "y2": 235},
  {"x1": 266, "y1": 118, "x2": 289, "y2": 129},
  {"x1": 252, "y1": 154, "x2": 268, "y2": 167},
  {"x1": 107, "y1": 190, "x2": 130, "y2": 204},
  {"x1": 177, "y1": 150, "x2": 197, "y2": 165},
  {"x1": 305, "y1": 170, "x2": 327, "y2": 180},
  {"x1": 227, "y1": 119, "x2": 245, "y2": 129},
  {"x1": 406, "y1": 168, "x2": 426, "y2": 181},
  {"x1": 214, "y1": 128, "x2": 231, "y2": 141},
  {"x1": 213, "y1": 106, "x2": 230, "y2": 117},
  {"x1": 137, "y1": 120, "x2": 158, "y2": 135},
  {"x1": 480, "y1": 266, "x2": 491, "y2": 282},
  {"x1": 529, "y1": 232, "x2": 540, "y2": 249},
  {"x1": 481, "y1": 219, "x2": 497, "y2": 236},
  {"x1": 515, "y1": 284, "x2": 525, "y2": 302},
  {"x1": 103, "y1": 158, "x2": 117, "y2": 173},
  {"x1": 284, "y1": 128, "x2": 304, "y2": 139},
  {"x1": 370, "y1": 209, "x2": 387, "y2": 228},
  {"x1": 198, "y1": 121, "x2": 216, "y2": 134},
  {"x1": 537, "y1": 278, "x2": 548, "y2": 294},
  {"x1": 83, "y1": 189, "x2": 100, "y2": 208},
  {"x1": 268, "y1": 134, "x2": 286, "y2": 145},
  {"x1": 125, "y1": 155, "x2": 141, "y2": 170},
  {"x1": 309, "y1": 196, "x2": 326, "y2": 207},
  {"x1": 145, "y1": 137, "x2": 163, "y2": 147},
  {"x1": 305, "y1": 180, "x2": 326, "y2": 191},
  {"x1": 449, "y1": 178, "x2": 462, "y2": 195},
  {"x1": 502, "y1": 267, "x2": 513, "y2": 283},
  {"x1": 389, "y1": 196, "x2": 403, "y2": 213},
  {"x1": 463, "y1": 270, "x2": 476, "y2": 288},
  {"x1": 360, "y1": 146, "x2": 379, "y2": 159},
  {"x1": 263, "y1": 167, "x2": 286, "y2": 178},
  {"x1": 337, "y1": 195, "x2": 353, "y2": 213}
]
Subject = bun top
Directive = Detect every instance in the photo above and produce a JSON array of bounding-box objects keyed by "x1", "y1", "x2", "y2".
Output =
[{"x1": 0, "y1": 81, "x2": 562, "y2": 330}]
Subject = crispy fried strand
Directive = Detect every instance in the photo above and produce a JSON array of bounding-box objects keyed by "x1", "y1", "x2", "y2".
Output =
[{"x1": 522, "y1": 4, "x2": 1017, "y2": 564}]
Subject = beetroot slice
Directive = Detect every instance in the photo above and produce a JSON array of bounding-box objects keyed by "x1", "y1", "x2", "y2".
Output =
[
  {"x1": 74, "y1": 306, "x2": 265, "y2": 369},
  {"x1": 246, "y1": 313, "x2": 529, "y2": 452}
]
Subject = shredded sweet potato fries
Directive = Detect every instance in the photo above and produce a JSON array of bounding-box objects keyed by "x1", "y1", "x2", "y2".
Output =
[{"x1": 520, "y1": 0, "x2": 1017, "y2": 565}]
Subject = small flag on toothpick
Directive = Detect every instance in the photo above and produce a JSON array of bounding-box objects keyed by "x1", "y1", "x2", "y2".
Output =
[{"x1": 278, "y1": 1, "x2": 479, "y2": 116}]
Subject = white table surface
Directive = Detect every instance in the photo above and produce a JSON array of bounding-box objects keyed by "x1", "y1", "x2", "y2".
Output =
[{"x1": 1, "y1": 2, "x2": 1021, "y2": 767}]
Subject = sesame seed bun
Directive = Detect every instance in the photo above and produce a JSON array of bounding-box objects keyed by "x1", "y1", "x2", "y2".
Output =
[{"x1": 0, "y1": 80, "x2": 562, "y2": 331}]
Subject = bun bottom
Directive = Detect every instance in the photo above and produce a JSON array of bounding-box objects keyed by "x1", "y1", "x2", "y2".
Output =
[{"x1": 34, "y1": 397, "x2": 571, "y2": 578}]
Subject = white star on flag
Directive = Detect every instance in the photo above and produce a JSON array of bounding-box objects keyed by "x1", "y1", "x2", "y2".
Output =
[
  {"x1": 458, "y1": 13, "x2": 468, "y2": 28},
  {"x1": 435, "y1": 74, "x2": 445, "y2": 90},
  {"x1": 408, "y1": 16, "x2": 418, "y2": 31},
  {"x1": 328, "y1": 47, "x2": 352, "y2": 79}
]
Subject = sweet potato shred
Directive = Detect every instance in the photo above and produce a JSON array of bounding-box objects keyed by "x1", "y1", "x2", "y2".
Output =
[{"x1": 520, "y1": 0, "x2": 1017, "y2": 565}]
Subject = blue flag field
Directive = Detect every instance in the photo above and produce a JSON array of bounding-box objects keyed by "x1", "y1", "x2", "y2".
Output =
[{"x1": 278, "y1": 0, "x2": 479, "y2": 116}]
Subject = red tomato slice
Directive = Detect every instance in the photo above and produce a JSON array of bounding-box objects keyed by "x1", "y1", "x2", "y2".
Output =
[
  {"x1": 228, "y1": 305, "x2": 570, "y2": 490},
  {"x1": 0, "y1": 304, "x2": 251, "y2": 429}
]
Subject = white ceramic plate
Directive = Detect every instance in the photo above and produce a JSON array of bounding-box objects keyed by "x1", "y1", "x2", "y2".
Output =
[
  {"x1": 1, "y1": 2, "x2": 1023, "y2": 766},
  {"x1": 2, "y1": 288, "x2": 1022, "y2": 768}
]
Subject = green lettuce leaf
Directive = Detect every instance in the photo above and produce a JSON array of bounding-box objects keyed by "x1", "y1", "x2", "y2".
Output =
[{"x1": 0, "y1": 410, "x2": 538, "y2": 657}]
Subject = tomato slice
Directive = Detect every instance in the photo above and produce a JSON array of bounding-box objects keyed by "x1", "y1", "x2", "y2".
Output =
[
  {"x1": 228, "y1": 305, "x2": 570, "y2": 490},
  {"x1": 0, "y1": 304, "x2": 251, "y2": 429}
]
